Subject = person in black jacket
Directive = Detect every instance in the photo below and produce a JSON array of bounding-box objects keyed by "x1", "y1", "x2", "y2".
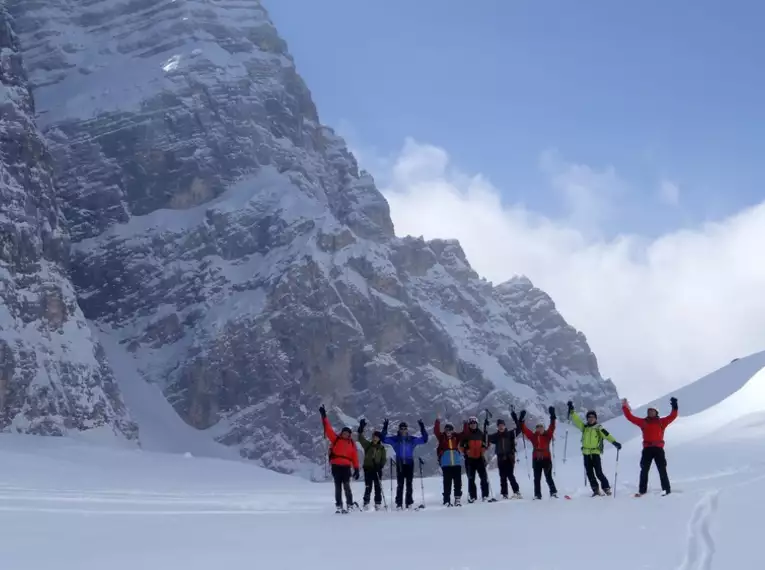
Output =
[{"x1": 487, "y1": 412, "x2": 525, "y2": 499}]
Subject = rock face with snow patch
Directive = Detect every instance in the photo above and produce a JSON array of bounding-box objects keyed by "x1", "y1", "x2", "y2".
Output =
[
  {"x1": 0, "y1": 8, "x2": 137, "y2": 439},
  {"x1": 9, "y1": 0, "x2": 618, "y2": 472}
]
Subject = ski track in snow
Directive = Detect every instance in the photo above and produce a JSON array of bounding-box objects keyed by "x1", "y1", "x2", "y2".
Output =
[{"x1": 677, "y1": 491, "x2": 719, "y2": 570}]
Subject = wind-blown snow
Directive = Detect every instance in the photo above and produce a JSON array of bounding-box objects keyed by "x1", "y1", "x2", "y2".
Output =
[{"x1": 1, "y1": 353, "x2": 763, "y2": 568}]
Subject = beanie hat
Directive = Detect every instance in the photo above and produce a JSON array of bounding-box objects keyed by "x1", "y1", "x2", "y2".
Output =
[
  {"x1": 468, "y1": 416, "x2": 478, "y2": 423},
  {"x1": 372, "y1": 430, "x2": 383, "y2": 439},
  {"x1": 586, "y1": 410, "x2": 597, "y2": 419},
  {"x1": 496, "y1": 419, "x2": 506, "y2": 426},
  {"x1": 444, "y1": 423, "x2": 454, "y2": 431},
  {"x1": 341, "y1": 426, "x2": 352, "y2": 434},
  {"x1": 398, "y1": 422, "x2": 408, "y2": 430},
  {"x1": 647, "y1": 407, "x2": 659, "y2": 416}
]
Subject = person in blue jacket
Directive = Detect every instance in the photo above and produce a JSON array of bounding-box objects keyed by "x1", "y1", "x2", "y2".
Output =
[{"x1": 382, "y1": 418, "x2": 428, "y2": 510}]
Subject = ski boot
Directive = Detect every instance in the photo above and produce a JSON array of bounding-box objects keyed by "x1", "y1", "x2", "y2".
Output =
[
  {"x1": 443, "y1": 500, "x2": 452, "y2": 507},
  {"x1": 501, "y1": 494, "x2": 509, "y2": 500},
  {"x1": 396, "y1": 505, "x2": 403, "y2": 511},
  {"x1": 405, "y1": 504, "x2": 414, "y2": 511},
  {"x1": 335, "y1": 505, "x2": 344, "y2": 514},
  {"x1": 454, "y1": 497, "x2": 462, "y2": 507},
  {"x1": 533, "y1": 495, "x2": 542, "y2": 500},
  {"x1": 374, "y1": 503, "x2": 383, "y2": 511},
  {"x1": 604, "y1": 488, "x2": 612, "y2": 496},
  {"x1": 661, "y1": 490, "x2": 671, "y2": 496},
  {"x1": 467, "y1": 497, "x2": 476, "y2": 504},
  {"x1": 363, "y1": 503, "x2": 371, "y2": 511},
  {"x1": 512, "y1": 492, "x2": 523, "y2": 499},
  {"x1": 591, "y1": 490, "x2": 605, "y2": 497},
  {"x1": 550, "y1": 493, "x2": 558, "y2": 499}
]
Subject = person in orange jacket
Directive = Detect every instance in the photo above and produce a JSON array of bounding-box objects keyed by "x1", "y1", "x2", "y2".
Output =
[
  {"x1": 622, "y1": 397, "x2": 678, "y2": 496},
  {"x1": 519, "y1": 407, "x2": 558, "y2": 500},
  {"x1": 320, "y1": 405, "x2": 360, "y2": 513}
]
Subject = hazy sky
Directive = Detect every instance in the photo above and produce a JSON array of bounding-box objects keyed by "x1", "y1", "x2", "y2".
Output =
[{"x1": 266, "y1": 0, "x2": 765, "y2": 404}]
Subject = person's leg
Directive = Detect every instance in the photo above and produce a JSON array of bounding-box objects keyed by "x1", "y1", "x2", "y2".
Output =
[
  {"x1": 639, "y1": 449, "x2": 653, "y2": 494},
  {"x1": 405, "y1": 463, "x2": 414, "y2": 506},
  {"x1": 466, "y1": 459, "x2": 478, "y2": 500},
  {"x1": 478, "y1": 459, "x2": 489, "y2": 498},
  {"x1": 395, "y1": 462, "x2": 405, "y2": 507},
  {"x1": 442, "y1": 466, "x2": 451, "y2": 504},
  {"x1": 373, "y1": 469, "x2": 383, "y2": 505},
  {"x1": 508, "y1": 456, "x2": 520, "y2": 494},
  {"x1": 532, "y1": 459, "x2": 543, "y2": 498},
  {"x1": 543, "y1": 459, "x2": 557, "y2": 495},
  {"x1": 331, "y1": 465, "x2": 343, "y2": 507},
  {"x1": 498, "y1": 458, "x2": 509, "y2": 496},
  {"x1": 592, "y1": 455, "x2": 611, "y2": 491},
  {"x1": 363, "y1": 468, "x2": 374, "y2": 505},
  {"x1": 342, "y1": 467, "x2": 353, "y2": 505},
  {"x1": 584, "y1": 455, "x2": 599, "y2": 493},
  {"x1": 453, "y1": 466, "x2": 463, "y2": 503},
  {"x1": 655, "y1": 448, "x2": 671, "y2": 493}
]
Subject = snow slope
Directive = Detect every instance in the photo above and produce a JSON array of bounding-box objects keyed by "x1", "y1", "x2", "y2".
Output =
[{"x1": 1, "y1": 354, "x2": 764, "y2": 569}]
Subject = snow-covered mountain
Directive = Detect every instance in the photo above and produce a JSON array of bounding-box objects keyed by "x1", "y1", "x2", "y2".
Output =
[
  {"x1": 0, "y1": 7, "x2": 136, "y2": 439},
  {"x1": 5, "y1": 0, "x2": 618, "y2": 472}
]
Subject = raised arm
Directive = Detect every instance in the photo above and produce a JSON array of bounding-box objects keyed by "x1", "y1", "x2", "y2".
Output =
[
  {"x1": 520, "y1": 422, "x2": 534, "y2": 440},
  {"x1": 569, "y1": 409, "x2": 585, "y2": 431},
  {"x1": 322, "y1": 416, "x2": 338, "y2": 444},
  {"x1": 434, "y1": 418, "x2": 443, "y2": 438},
  {"x1": 546, "y1": 416, "x2": 556, "y2": 437},
  {"x1": 412, "y1": 419, "x2": 429, "y2": 445},
  {"x1": 661, "y1": 403, "x2": 679, "y2": 428},
  {"x1": 357, "y1": 432, "x2": 371, "y2": 451},
  {"x1": 621, "y1": 400, "x2": 645, "y2": 427}
]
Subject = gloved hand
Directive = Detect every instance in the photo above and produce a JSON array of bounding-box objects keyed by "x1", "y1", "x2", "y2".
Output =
[
  {"x1": 548, "y1": 406, "x2": 556, "y2": 419},
  {"x1": 567, "y1": 401, "x2": 574, "y2": 414},
  {"x1": 382, "y1": 419, "x2": 389, "y2": 433},
  {"x1": 319, "y1": 405, "x2": 327, "y2": 419},
  {"x1": 519, "y1": 410, "x2": 527, "y2": 422},
  {"x1": 613, "y1": 441, "x2": 622, "y2": 450},
  {"x1": 353, "y1": 468, "x2": 360, "y2": 481},
  {"x1": 510, "y1": 411, "x2": 519, "y2": 423},
  {"x1": 358, "y1": 418, "x2": 367, "y2": 434},
  {"x1": 418, "y1": 419, "x2": 425, "y2": 432},
  {"x1": 670, "y1": 397, "x2": 678, "y2": 411}
]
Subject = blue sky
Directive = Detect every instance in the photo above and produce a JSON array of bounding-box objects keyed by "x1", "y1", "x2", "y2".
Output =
[{"x1": 265, "y1": 0, "x2": 765, "y2": 238}]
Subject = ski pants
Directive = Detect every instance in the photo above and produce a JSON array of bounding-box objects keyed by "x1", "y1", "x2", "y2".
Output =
[
  {"x1": 441, "y1": 465, "x2": 462, "y2": 503},
  {"x1": 331, "y1": 464, "x2": 354, "y2": 507},
  {"x1": 532, "y1": 457, "x2": 557, "y2": 498},
  {"x1": 639, "y1": 447, "x2": 670, "y2": 494},
  {"x1": 395, "y1": 461, "x2": 415, "y2": 507},
  {"x1": 497, "y1": 456, "x2": 520, "y2": 496},
  {"x1": 583, "y1": 454, "x2": 610, "y2": 492},
  {"x1": 465, "y1": 457, "x2": 489, "y2": 500},
  {"x1": 363, "y1": 467, "x2": 383, "y2": 506}
]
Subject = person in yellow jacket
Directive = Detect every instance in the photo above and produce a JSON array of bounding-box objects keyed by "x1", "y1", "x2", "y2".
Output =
[{"x1": 567, "y1": 401, "x2": 622, "y2": 497}]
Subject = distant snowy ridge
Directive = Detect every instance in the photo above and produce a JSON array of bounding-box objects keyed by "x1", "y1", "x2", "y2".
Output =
[{"x1": 7, "y1": 0, "x2": 618, "y2": 472}]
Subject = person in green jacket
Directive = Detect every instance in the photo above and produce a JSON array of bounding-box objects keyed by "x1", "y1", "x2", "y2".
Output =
[
  {"x1": 357, "y1": 419, "x2": 387, "y2": 510},
  {"x1": 567, "y1": 401, "x2": 622, "y2": 497}
]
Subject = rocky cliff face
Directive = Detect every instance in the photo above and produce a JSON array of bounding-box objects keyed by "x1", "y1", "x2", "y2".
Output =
[
  {"x1": 0, "y1": 7, "x2": 136, "y2": 439},
  {"x1": 8, "y1": 0, "x2": 618, "y2": 473}
]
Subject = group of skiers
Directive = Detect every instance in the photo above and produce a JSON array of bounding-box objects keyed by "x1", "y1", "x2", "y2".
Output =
[{"x1": 320, "y1": 396, "x2": 678, "y2": 513}]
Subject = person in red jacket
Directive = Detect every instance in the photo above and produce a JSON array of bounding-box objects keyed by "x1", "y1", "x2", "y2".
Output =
[
  {"x1": 520, "y1": 406, "x2": 558, "y2": 500},
  {"x1": 320, "y1": 405, "x2": 360, "y2": 513},
  {"x1": 434, "y1": 414, "x2": 468, "y2": 506},
  {"x1": 622, "y1": 397, "x2": 678, "y2": 496}
]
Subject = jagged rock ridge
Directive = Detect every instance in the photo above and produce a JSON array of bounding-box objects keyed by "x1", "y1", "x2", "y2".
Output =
[
  {"x1": 0, "y1": 7, "x2": 137, "y2": 439},
  {"x1": 8, "y1": 0, "x2": 618, "y2": 473}
]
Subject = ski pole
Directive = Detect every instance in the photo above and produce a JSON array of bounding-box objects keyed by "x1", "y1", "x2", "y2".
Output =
[
  {"x1": 563, "y1": 428, "x2": 569, "y2": 464},
  {"x1": 417, "y1": 457, "x2": 426, "y2": 509},
  {"x1": 521, "y1": 432, "x2": 531, "y2": 481},
  {"x1": 324, "y1": 438, "x2": 329, "y2": 480},
  {"x1": 613, "y1": 448, "x2": 620, "y2": 498},
  {"x1": 378, "y1": 469, "x2": 388, "y2": 510}
]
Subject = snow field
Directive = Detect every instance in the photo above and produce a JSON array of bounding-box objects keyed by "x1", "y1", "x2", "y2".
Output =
[{"x1": 1, "y1": 353, "x2": 764, "y2": 569}]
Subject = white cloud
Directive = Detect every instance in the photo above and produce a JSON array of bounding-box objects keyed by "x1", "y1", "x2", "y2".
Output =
[
  {"x1": 659, "y1": 179, "x2": 681, "y2": 206},
  {"x1": 379, "y1": 138, "x2": 765, "y2": 405}
]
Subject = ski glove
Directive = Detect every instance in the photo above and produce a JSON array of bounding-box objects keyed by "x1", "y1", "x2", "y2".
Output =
[
  {"x1": 382, "y1": 419, "x2": 389, "y2": 433},
  {"x1": 511, "y1": 411, "x2": 519, "y2": 423},
  {"x1": 353, "y1": 468, "x2": 360, "y2": 481},
  {"x1": 670, "y1": 397, "x2": 678, "y2": 411},
  {"x1": 548, "y1": 406, "x2": 556, "y2": 419},
  {"x1": 319, "y1": 405, "x2": 327, "y2": 419},
  {"x1": 567, "y1": 401, "x2": 574, "y2": 413},
  {"x1": 417, "y1": 419, "x2": 426, "y2": 432},
  {"x1": 613, "y1": 441, "x2": 622, "y2": 450},
  {"x1": 519, "y1": 410, "x2": 527, "y2": 422},
  {"x1": 358, "y1": 418, "x2": 367, "y2": 434}
]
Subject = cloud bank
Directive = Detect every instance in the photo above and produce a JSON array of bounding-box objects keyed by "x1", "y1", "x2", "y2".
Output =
[{"x1": 377, "y1": 139, "x2": 765, "y2": 405}]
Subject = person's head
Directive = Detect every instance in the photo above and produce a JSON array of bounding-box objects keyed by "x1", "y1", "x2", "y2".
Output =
[
  {"x1": 586, "y1": 411, "x2": 597, "y2": 425},
  {"x1": 398, "y1": 422, "x2": 408, "y2": 434},
  {"x1": 444, "y1": 423, "x2": 455, "y2": 435},
  {"x1": 535, "y1": 422, "x2": 545, "y2": 434},
  {"x1": 468, "y1": 416, "x2": 479, "y2": 430},
  {"x1": 372, "y1": 431, "x2": 382, "y2": 443},
  {"x1": 497, "y1": 419, "x2": 506, "y2": 432},
  {"x1": 647, "y1": 408, "x2": 659, "y2": 419},
  {"x1": 340, "y1": 426, "x2": 352, "y2": 439}
]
